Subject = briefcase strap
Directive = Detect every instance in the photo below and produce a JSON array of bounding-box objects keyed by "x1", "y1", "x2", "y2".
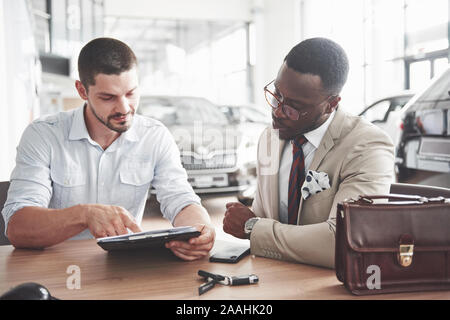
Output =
[{"x1": 346, "y1": 194, "x2": 448, "y2": 205}]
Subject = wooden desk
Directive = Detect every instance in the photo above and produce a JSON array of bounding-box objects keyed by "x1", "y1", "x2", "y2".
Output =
[{"x1": 0, "y1": 237, "x2": 448, "y2": 300}]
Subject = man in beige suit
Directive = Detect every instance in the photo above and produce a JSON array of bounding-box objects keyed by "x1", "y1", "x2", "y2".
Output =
[{"x1": 223, "y1": 38, "x2": 395, "y2": 269}]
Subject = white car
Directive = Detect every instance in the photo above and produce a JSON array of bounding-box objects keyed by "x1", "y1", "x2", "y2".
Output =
[
  {"x1": 359, "y1": 91, "x2": 414, "y2": 146},
  {"x1": 395, "y1": 67, "x2": 450, "y2": 187},
  {"x1": 138, "y1": 96, "x2": 268, "y2": 194}
]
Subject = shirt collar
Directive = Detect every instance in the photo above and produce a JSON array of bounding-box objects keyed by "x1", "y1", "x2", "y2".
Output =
[
  {"x1": 121, "y1": 116, "x2": 139, "y2": 142},
  {"x1": 68, "y1": 104, "x2": 139, "y2": 143},
  {"x1": 68, "y1": 105, "x2": 91, "y2": 141},
  {"x1": 302, "y1": 110, "x2": 336, "y2": 149}
]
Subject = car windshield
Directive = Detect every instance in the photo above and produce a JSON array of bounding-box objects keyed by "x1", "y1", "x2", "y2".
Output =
[
  {"x1": 408, "y1": 68, "x2": 450, "y2": 112},
  {"x1": 138, "y1": 97, "x2": 229, "y2": 126}
]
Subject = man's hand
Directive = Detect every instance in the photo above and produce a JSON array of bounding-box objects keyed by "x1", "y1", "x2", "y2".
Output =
[
  {"x1": 165, "y1": 224, "x2": 215, "y2": 261},
  {"x1": 82, "y1": 204, "x2": 142, "y2": 238},
  {"x1": 223, "y1": 202, "x2": 256, "y2": 239}
]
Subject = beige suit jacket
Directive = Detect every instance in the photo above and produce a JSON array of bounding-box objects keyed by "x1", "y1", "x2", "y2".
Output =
[{"x1": 250, "y1": 107, "x2": 395, "y2": 269}]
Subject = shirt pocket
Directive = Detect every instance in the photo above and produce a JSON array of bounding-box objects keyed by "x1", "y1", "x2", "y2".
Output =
[
  {"x1": 115, "y1": 159, "x2": 154, "y2": 210},
  {"x1": 50, "y1": 170, "x2": 87, "y2": 208}
]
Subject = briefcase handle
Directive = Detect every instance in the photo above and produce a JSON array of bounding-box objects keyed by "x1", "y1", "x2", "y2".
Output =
[{"x1": 349, "y1": 194, "x2": 448, "y2": 205}]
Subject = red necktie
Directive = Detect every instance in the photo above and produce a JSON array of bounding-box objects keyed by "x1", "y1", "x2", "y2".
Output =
[{"x1": 288, "y1": 136, "x2": 307, "y2": 225}]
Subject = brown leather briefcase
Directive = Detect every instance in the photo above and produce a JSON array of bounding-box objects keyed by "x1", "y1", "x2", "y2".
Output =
[{"x1": 335, "y1": 194, "x2": 450, "y2": 295}]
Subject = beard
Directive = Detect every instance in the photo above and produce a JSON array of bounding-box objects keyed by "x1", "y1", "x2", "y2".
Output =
[
  {"x1": 273, "y1": 111, "x2": 324, "y2": 141},
  {"x1": 88, "y1": 101, "x2": 134, "y2": 133}
]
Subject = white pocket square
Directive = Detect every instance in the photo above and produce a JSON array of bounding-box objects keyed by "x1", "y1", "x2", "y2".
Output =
[{"x1": 301, "y1": 170, "x2": 330, "y2": 200}]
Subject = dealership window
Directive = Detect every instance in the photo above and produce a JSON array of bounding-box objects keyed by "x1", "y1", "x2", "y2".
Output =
[
  {"x1": 435, "y1": 57, "x2": 449, "y2": 75},
  {"x1": 31, "y1": 0, "x2": 104, "y2": 76},
  {"x1": 404, "y1": 0, "x2": 449, "y2": 90},
  {"x1": 300, "y1": 0, "x2": 449, "y2": 113},
  {"x1": 300, "y1": 0, "x2": 405, "y2": 112},
  {"x1": 32, "y1": 0, "x2": 51, "y2": 52},
  {"x1": 105, "y1": 18, "x2": 252, "y2": 105},
  {"x1": 404, "y1": 0, "x2": 448, "y2": 56},
  {"x1": 409, "y1": 60, "x2": 431, "y2": 91},
  {"x1": 30, "y1": 0, "x2": 104, "y2": 116}
]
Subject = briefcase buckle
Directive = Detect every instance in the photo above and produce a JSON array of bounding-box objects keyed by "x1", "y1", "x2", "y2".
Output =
[{"x1": 398, "y1": 244, "x2": 414, "y2": 267}]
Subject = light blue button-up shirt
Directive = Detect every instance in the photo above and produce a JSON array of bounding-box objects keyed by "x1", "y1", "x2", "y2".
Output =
[{"x1": 2, "y1": 105, "x2": 201, "y2": 240}]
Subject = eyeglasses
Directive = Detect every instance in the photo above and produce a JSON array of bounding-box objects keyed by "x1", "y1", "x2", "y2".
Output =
[{"x1": 264, "y1": 79, "x2": 333, "y2": 121}]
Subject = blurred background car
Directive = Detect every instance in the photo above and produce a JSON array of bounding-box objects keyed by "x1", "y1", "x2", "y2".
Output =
[
  {"x1": 359, "y1": 91, "x2": 415, "y2": 146},
  {"x1": 395, "y1": 67, "x2": 450, "y2": 187},
  {"x1": 220, "y1": 104, "x2": 271, "y2": 125},
  {"x1": 219, "y1": 104, "x2": 271, "y2": 205},
  {"x1": 138, "y1": 96, "x2": 268, "y2": 197}
]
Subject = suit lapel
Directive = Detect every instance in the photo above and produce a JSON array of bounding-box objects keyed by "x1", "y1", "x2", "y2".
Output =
[
  {"x1": 268, "y1": 129, "x2": 285, "y2": 222},
  {"x1": 296, "y1": 108, "x2": 346, "y2": 224}
]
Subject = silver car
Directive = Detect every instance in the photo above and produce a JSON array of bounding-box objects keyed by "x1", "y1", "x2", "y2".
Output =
[
  {"x1": 138, "y1": 96, "x2": 268, "y2": 194},
  {"x1": 359, "y1": 91, "x2": 414, "y2": 146},
  {"x1": 396, "y1": 67, "x2": 450, "y2": 187}
]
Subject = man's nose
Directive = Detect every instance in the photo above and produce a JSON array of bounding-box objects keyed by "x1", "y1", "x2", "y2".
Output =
[
  {"x1": 116, "y1": 96, "x2": 131, "y2": 114},
  {"x1": 273, "y1": 102, "x2": 288, "y2": 119}
]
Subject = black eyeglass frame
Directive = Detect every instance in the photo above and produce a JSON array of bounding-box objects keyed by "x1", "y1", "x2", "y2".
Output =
[{"x1": 263, "y1": 79, "x2": 335, "y2": 121}]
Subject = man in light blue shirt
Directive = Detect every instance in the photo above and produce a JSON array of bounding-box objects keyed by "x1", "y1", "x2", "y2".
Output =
[{"x1": 2, "y1": 37, "x2": 215, "y2": 261}]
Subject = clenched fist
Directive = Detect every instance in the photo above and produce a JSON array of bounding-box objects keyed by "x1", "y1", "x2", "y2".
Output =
[{"x1": 222, "y1": 202, "x2": 256, "y2": 239}]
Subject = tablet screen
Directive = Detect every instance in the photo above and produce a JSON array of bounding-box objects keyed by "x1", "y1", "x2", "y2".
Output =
[{"x1": 96, "y1": 226, "x2": 201, "y2": 251}]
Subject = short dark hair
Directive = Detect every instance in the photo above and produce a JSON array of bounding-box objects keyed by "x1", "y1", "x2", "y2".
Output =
[
  {"x1": 284, "y1": 37, "x2": 349, "y2": 95},
  {"x1": 78, "y1": 37, "x2": 137, "y2": 90}
]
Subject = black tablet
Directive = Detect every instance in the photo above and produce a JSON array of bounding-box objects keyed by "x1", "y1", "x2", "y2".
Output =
[{"x1": 96, "y1": 226, "x2": 201, "y2": 251}]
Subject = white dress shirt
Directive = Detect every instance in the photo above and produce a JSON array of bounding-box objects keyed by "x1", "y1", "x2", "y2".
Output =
[
  {"x1": 278, "y1": 111, "x2": 336, "y2": 224},
  {"x1": 2, "y1": 105, "x2": 201, "y2": 239}
]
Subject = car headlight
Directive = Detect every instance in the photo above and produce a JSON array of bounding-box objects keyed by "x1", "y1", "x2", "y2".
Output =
[{"x1": 223, "y1": 153, "x2": 237, "y2": 167}]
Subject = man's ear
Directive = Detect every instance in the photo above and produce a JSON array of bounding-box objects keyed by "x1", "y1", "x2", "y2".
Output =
[
  {"x1": 75, "y1": 80, "x2": 88, "y2": 100},
  {"x1": 326, "y1": 95, "x2": 341, "y2": 113}
]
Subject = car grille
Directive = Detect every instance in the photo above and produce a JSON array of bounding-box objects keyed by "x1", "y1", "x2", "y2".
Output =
[{"x1": 181, "y1": 153, "x2": 237, "y2": 170}]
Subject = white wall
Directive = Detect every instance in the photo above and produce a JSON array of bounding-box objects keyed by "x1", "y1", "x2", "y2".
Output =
[
  {"x1": 104, "y1": 0, "x2": 303, "y2": 109},
  {"x1": 300, "y1": 0, "x2": 366, "y2": 113},
  {"x1": 0, "y1": 0, "x2": 9, "y2": 181},
  {"x1": 251, "y1": 0, "x2": 302, "y2": 108},
  {"x1": 104, "y1": 0, "x2": 252, "y2": 21},
  {"x1": 0, "y1": 0, "x2": 39, "y2": 181},
  {"x1": 300, "y1": 0, "x2": 408, "y2": 113}
]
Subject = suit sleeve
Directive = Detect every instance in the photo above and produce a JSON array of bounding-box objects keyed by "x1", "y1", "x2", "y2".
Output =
[{"x1": 249, "y1": 127, "x2": 395, "y2": 268}]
